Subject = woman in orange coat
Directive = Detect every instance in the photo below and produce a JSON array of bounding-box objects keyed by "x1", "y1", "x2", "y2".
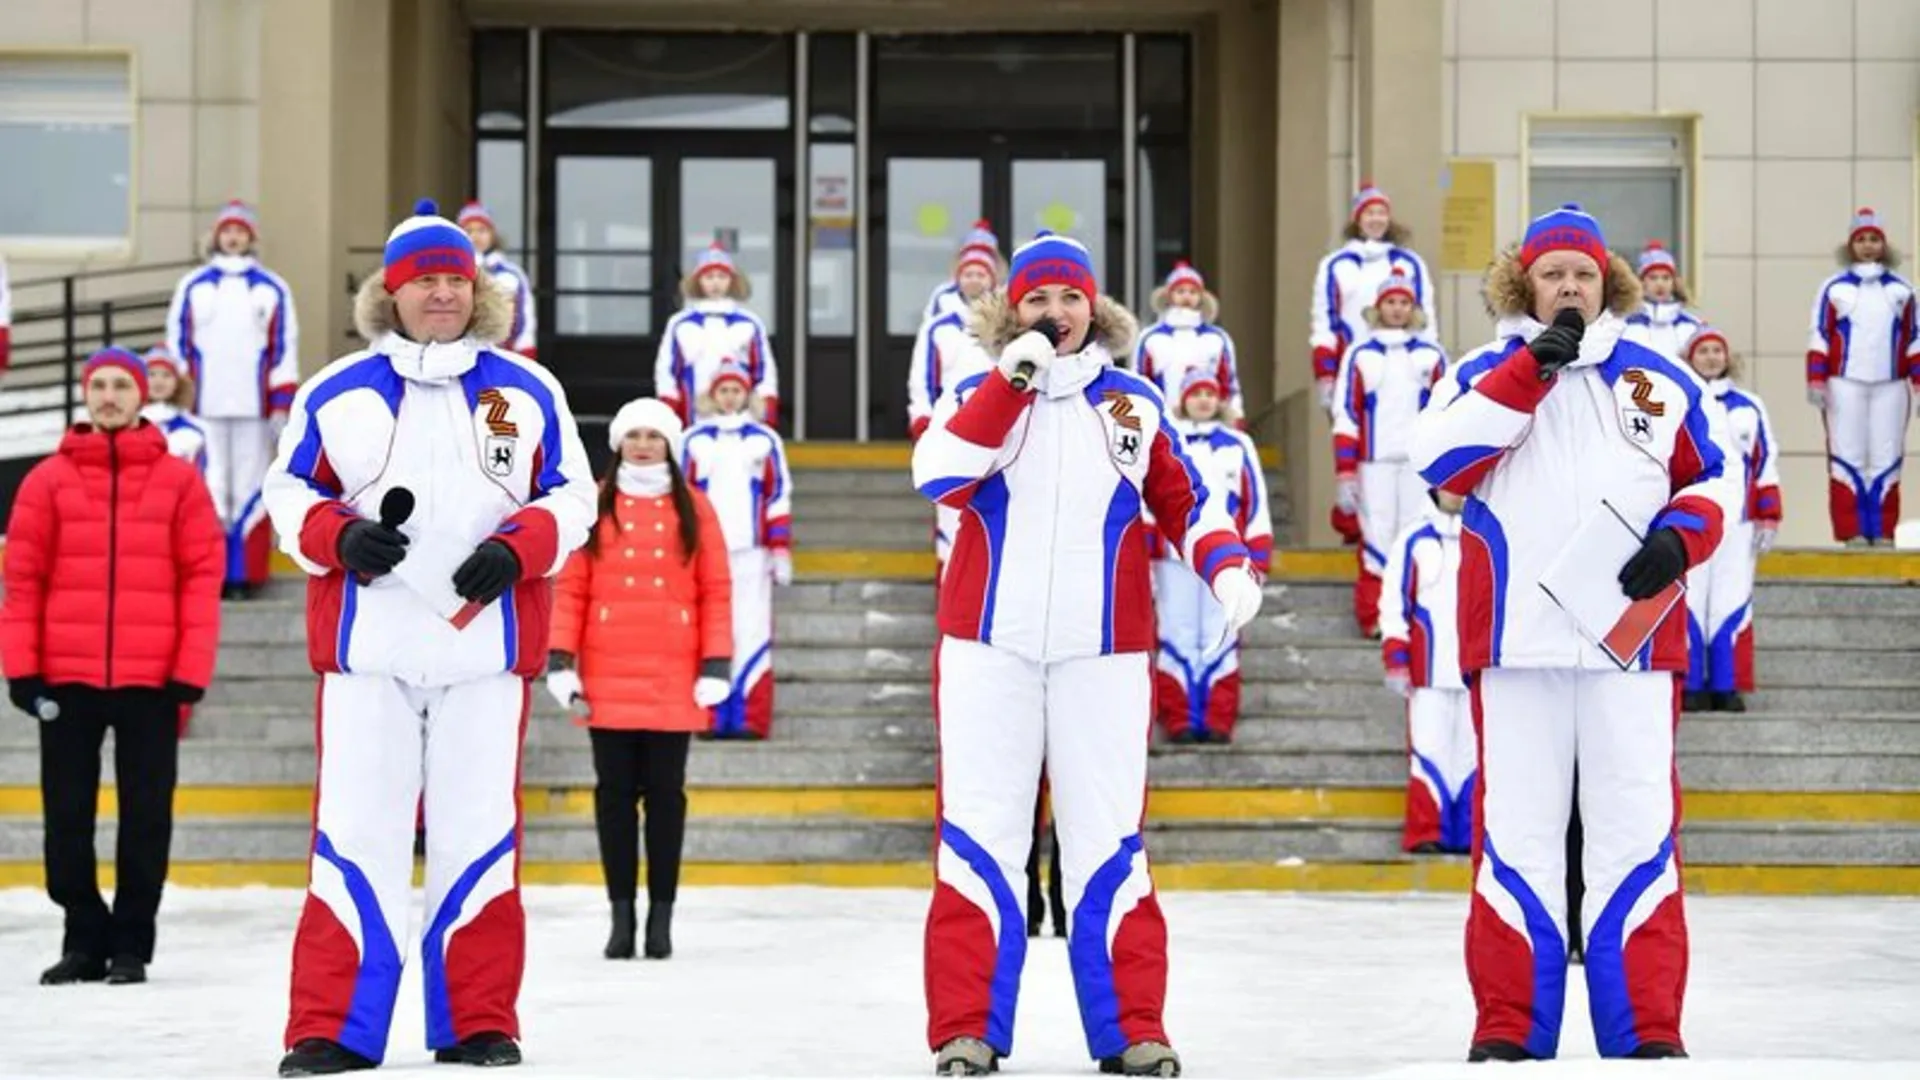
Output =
[{"x1": 546, "y1": 397, "x2": 732, "y2": 962}]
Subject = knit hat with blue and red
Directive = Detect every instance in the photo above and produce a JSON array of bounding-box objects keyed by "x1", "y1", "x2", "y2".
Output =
[
  {"x1": 710, "y1": 357, "x2": 753, "y2": 393},
  {"x1": 1520, "y1": 203, "x2": 1609, "y2": 271},
  {"x1": 1007, "y1": 231, "x2": 1097, "y2": 304},
  {"x1": 1179, "y1": 364, "x2": 1222, "y2": 405},
  {"x1": 83, "y1": 347, "x2": 150, "y2": 405},
  {"x1": 1850, "y1": 207, "x2": 1885, "y2": 243},
  {"x1": 1164, "y1": 260, "x2": 1206, "y2": 291},
  {"x1": 1351, "y1": 181, "x2": 1390, "y2": 222},
  {"x1": 456, "y1": 200, "x2": 494, "y2": 231},
  {"x1": 211, "y1": 199, "x2": 258, "y2": 238},
  {"x1": 694, "y1": 243, "x2": 737, "y2": 279},
  {"x1": 382, "y1": 199, "x2": 477, "y2": 292},
  {"x1": 959, "y1": 219, "x2": 1000, "y2": 259},
  {"x1": 1375, "y1": 267, "x2": 1416, "y2": 304},
  {"x1": 142, "y1": 344, "x2": 180, "y2": 377},
  {"x1": 1636, "y1": 241, "x2": 1678, "y2": 277}
]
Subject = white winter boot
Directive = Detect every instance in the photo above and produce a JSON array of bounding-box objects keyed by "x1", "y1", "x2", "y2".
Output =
[
  {"x1": 934, "y1": 1037, "x2": 998, "y2": 1076},
  {"x1": 1099, "y1": 1041, "x2": 1181, "y2": 1076}
]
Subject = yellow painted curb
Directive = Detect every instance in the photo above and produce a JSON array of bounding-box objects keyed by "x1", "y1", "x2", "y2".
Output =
[
  {"x1": 1756, "y1": 550, "x2": 1920, "y2": 580},
  {"x1": 794, "y1": 549, "x2": 934, "y2": 578},
  {"x1": 0, "y1": 860, "x2": 1912, "y2": 895},
  {"x1": 1270, "y1": 549, "x2": 1359, "y2": 580},
  {"x1": 788, "y1": 442, "x2": 912, "y2": 469}
]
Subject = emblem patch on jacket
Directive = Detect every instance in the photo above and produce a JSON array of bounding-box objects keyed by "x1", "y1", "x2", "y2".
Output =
[
  {"x1": 478, "y1": 388, "x2": 519, "y2": 476},
  {"x1": 1618, "y1": 369, "x2": 1665, "y2": 445},
  {"x1": 1103, "y1": 390, "x2": 1144, "y2": 465}
]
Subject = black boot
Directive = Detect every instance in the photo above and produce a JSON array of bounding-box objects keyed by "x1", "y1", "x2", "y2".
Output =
[
  {"x1": 279, "y1": 1039, "x2": 377, "y2": 1076},
  {"x1": 644, "y1": 902, "x2": 673, "y2": 959},
  {"x1": 1410, "y1": 841, "x2": 1443, "y2": 855},
  {"x1": 1680, "y1": 691, "x2": 1713, "y2": 713},
  {"x1": 1467, "y1": 1041, "x2": 1533, "y2": 1062},
  {"x1": 40, "y1": 952, "x2": 107, "y2": 985},
  {"x1": 434, "y1": 1031, "x2": 522, "y2": 1066},
  {"x1": 1628, "y1": 1042, "x2": 1688, "y2": 1059},
  {"x1": 604, "y1": 900, "x2": 636, "y2": 960},
  {"x1": 106, "y1": 956, "x2": 146, "y2": 984},
  {"x1": 1711, "y1": 691, "x2": 1746, "y2": 713}
]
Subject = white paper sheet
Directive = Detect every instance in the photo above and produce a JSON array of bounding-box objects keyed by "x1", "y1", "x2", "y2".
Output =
[{"x1": 1537, "y1": 499, "x2": 1685, "y2": 670}]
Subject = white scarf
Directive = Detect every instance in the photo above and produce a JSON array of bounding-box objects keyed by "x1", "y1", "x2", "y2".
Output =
[
  {"x1": 1852, "y1": 261, "x2": 1886, "y2": 282},
  {"x1": 1162, "y1": 306, "x2": 1204, "y2": 329},
  {"x1": 616, "y1": 462, "x2": 672, "y2": 497},
  {"x1": 376, "y1": 332, "x2": 480, "y2": 383},
  {"x1": 1349, "y1": 238, "x2": 1392, "y2": 262}
]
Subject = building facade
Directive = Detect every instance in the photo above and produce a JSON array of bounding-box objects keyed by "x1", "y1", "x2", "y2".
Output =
[{"x1": 1, "y1": 0, "x2": 1915, "y2": 548}]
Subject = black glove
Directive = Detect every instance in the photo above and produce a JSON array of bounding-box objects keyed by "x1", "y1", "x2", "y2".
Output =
[
  {"x1": 1619, "y1": 528, "x2": 1689, "y2": 601},
  {"x1": 1529, "y1": 311, "x2": 1586, "y2": 380},
  {"x1": 164, "y1": 680, "x2": 205, "y2": 706},
  {"x1": 699, "y1": 657, "x2": 731, "y2": 681},
  {"x1": 453, "y1": 539, "x2": 522, "y2": 605},
  {"x1": 8, "y1": 675, "x2": 49, "y2": 719},
  {"x1": 338, "y1": 519, "x2": 410, "y2": 578}
]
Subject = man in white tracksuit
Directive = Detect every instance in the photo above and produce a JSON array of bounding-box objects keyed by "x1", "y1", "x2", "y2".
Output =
[
  {"x1": 912, "y1": 231, "x2": 1262, "y2": 1078},
  {"x1": 1410, "y1": 204, "x2": 1737, "y2": 1063},
  {"x1": 264, "y1": 201, "x2": 596, "y2": 1076},
  {"x1": 166, "y1": 199, "x2": 299, "y2": 598},
  {"x1": 1378, "y1": 491, "x2": 1472, "y2": 855}
]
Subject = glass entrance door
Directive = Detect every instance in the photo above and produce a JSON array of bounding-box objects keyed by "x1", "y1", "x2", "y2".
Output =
[
  {"x1": 539, "y1": 134, "x2": 792, "y2": 449},
  {"x1": 869, "y1": 142, "x2": 1120, "y2": 438}
]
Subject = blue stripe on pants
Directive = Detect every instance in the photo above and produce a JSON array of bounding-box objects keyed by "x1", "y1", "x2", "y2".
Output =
[
  {"x1": 939, "y1": 819, "x2": 1028, "y2": 1056},
  {"x1": 1584, "y1": 834, "x2": 1675, "y2": 1058},
  {"x1": 313, "y1": 830, "x2": 404, "y2": 1064},
  {"x1": 1069, "y1": 833, "x2": 1146, "y2": 1060},
  {"x1": 1482, "y1": 832, "x2": 1568, "y2": 1060},
  {"x1": 422, "y1": 828, "x2": 518, "y2": 1050}
]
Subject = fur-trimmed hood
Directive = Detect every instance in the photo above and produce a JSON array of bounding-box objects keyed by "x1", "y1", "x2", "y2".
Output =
[
  {"x1": 354, "y1": 265, "x2": 515, "y2": 346},
  {"x1": 1150, "y1": 286, "x2": 1219, "y2": 322},
  {"x1": 967, "y1": 290, "x2": 1139, "y2": 359},
  {"x1": 1483, "y1": 244, "x2": 1641, "y2": 320},
  {"x1": 680, "y1": 266, "x2": 751, "y2": 302}
]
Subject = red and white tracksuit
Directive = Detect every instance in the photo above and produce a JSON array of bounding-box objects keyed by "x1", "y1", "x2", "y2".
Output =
[
  {"x1": 1309, "y1": 240, "x2": 1436, "y2": 404},
  {"x1": 262, "y1": 334, "x2": 596, "y2": 1064},
  {"x1": 683, "y1": 411, "x2": 793, "y2": 738},
  {"x1": 1807, "y1": 263, "x2": 1917, "y2": 542},
  {"x1": 1687, "y1": 379, "x2": 1782, "y2": 695},
  {"x1": 167, "y1": 254, "x2": 300, "y2": 589},
  {"x1": 654, "y1": 298, "x2": 780, "y2": 426},
  {"x1": 1411, "y1": 311, "x2": 1736, "y2": 1059},
  {"x1": 1379, "y1": 504, "x2": 1472, "y2": 854},
  {"x1": 908, "y1": 312, "x2": 994, "y2": 573},
  {"x1": 1331, "y1": 328, "x2": 1447, "y2": 632},
  {"x1": 912, "y1": 352, "x2": 1248, "y2": 1063},
  {"x1": 1151, "y1": 419, "x2": 1272, "y2": 741},
  {"x1": 1622, "y1": 301, "x2": 1703, "y2": 361},
  {"x1": 481, "y1": 250, "x2": 538, "y2": 359},
  {"x1": 1133, "y1": 308, "x2": 1244, "y2": 419}
]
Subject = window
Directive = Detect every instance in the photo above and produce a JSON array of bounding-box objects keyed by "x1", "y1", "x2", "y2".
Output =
[
  {"x1": 0, "y1": 52, "x2": 133, "y2": 248},
  {"x1": 472, "y1": 31, "x2": 528, "y2": 264},
  {"x1": 1525, "y1": 116, "x2": 1697, "y2": 283},
  {"x1": 544, "y1": 33, "x2": 791, "y2": 130},
  {"x1": 474, "y1": 30, "x2": 527, "y2": 132},
  {"x1": 1135, "y1": 34, "x2": 1192, "y2": 307},
  {"x1": 873, "y1": 35, "x2": 1120, "y2": 133}
]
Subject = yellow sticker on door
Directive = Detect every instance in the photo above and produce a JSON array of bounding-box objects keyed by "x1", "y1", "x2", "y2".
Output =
[
  {"x1": 916, "y1": 203, "x2": 951, "y2": 237},
  {"x1": 1039, "y1": 201, "x2": 1080, "y2": 234}
]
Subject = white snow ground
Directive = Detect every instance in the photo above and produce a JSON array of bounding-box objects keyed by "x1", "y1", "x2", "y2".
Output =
[{"x1": 0, "y1": 886, "x2": 1915, "y2": 1079}]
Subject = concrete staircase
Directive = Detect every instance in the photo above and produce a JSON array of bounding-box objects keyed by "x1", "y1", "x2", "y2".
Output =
[{"x1": 1, "y1": 444, "x2": 1916, "y2": 894}]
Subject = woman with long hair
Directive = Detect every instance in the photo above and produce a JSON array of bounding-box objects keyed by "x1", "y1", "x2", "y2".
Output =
[{"x1": 547, "y1": 398, "x2": 733, "y2": 961}]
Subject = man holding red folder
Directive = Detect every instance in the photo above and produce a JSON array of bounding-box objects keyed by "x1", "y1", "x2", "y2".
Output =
[
  {"x1": 263, "y1": 201, "x2": 596, "y2": 1075},
  {"x1": 1411, "y1": 204, "x2": 1737, "y2": 1064}
]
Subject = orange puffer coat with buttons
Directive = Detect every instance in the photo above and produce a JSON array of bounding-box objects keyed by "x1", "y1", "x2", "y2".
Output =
[{"x1": 551, "y1": 485, "x2": 732, "y2": 731}]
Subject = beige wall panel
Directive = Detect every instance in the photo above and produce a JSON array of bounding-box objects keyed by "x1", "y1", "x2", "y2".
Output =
[
  {"x1": 1454, "y1": 59, "x2": 1552, "y2": 156},
  {"x1": 1855, "y1": 0, "x2": 1920, "y2": 59},
  {"x1": 1754, "y1": 0, "x2": 1854, "y2": 59},
  {"x1": 1698, "y1": 157, "x2": 1756, "y2": 259},
  {"x1": 1755, "y1": 62, "x2": 1855, "y2": 159},
  {"x1": 1555, "y1": 0, "x2": 1652, "y2": 59},
  {"x1": 1753, "y1": 256, "x2": 1835, "y2": 367},
  {"x1": 1554, "y1": 60, "x2": 1655, "y2": 113},
  {"x1": 1696, "y1": 254, "x2": 1755, "y2": 350},
  {"x1": 1753, "y1": 161, "x2": 1856, "y2": 257},
  {"x1": 1655, "y1": 61, "x2": 1755, "y2": 158},
  {"x1": 139, "y1": 102, "x2": 195, "y2": 210},
  {"x1": 194, "y1": 103, "x2": 260, "y2": 208},
  {"x1": 1453, "y1": 0, "x2": 1551, "y2": 59},
  {"x1": 1656, "y1": 0, "x2": 1757, "y2": 60},
  {"x1": 195, "y1": 0, "x2": 263, "y2": 102},
  {"x1": 1854, "y1": 62, "x2": 1920, "y2": 159},
  {"x1": 1854, "y1": 159, "x2": 1916, "y2": 253},
  {"x1": 86, "y1": 0, "x2": 197, "y2": 100},
  {"x1": 3, "y1": 3, "x2": 86, "y2": 45},
  {"x1": 134, "y1": 208, "x2": 198, "y2": 269}
]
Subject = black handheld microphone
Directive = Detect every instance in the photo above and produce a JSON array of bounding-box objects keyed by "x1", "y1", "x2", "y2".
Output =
[
  {"x1": 1010, "y1": 319, "x2": 1063, "y2": 392},
  {"x1": 379, "y1": 487, "x2": 415, "y2": 530},
  {"x1": 1537, "y1": 307, "x2": 1586, "y2": 383}
]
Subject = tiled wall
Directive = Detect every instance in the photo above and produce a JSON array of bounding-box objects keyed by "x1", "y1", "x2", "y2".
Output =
[
  {"x1": 4, "y1": 0, "x2": 263, "y2": 281},
  {"x1": 1425, "y1": 0, "x2": 1919, "y2": 547}
]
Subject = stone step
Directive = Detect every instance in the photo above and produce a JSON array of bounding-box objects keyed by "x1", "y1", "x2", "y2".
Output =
[
  {"x1": 790, "y1": 493, "x2": 941, "y2": 523},
  {"x1": 3, "y1": 815, "x2": 1911, "y2": 868},
  {"x1": 791, "y1": 466, "x2": 1287, "y2": 499},
  {"x1": 795, "y1": 517, "x2": 941, "y2": 550}
]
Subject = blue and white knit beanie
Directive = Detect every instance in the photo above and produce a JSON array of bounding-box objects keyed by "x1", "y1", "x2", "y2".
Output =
[
  {"x1": 959, "y1": 218, "x2": 1000, "y2": 258},
  {"x1": 382, "y1": 199, "x2": 477, "y2": 292},
  {"x1": 1636, "y1": 241, "x2": 1677, "y2": 278},
  {"x1": 1351, "y1": 180, "x2": 1390, "y2": 222},
  {"x1": 1178, "y1": 364, "x2": 1222, "y2": 405},
  {"x1": 694, "y1": 243, "x2": 736, "y2": 279},
  {"x1": 211, "y1": 199, "x2": 258, "y2": 238},
  {"x1": 1520, "y1": 203, "x2": 1609, "y2": 271},
  {"x1": 1163, "y1": 260, "x2": 1206, "y2": 291},
  {"x1": 1850, "y1": 207, "x2": 1884, "y2": 242},
  {"x1": 1007, "y1": 231, "x2": 1097, "y2": 304}
]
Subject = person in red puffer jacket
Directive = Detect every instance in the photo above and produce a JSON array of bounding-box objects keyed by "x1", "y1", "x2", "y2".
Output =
[{"x1": 1, "y1": 347, "x2": 225, "y2": 988}]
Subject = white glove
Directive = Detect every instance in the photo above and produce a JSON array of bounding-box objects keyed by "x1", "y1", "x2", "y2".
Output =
[
  {"x1": 770, "y1": 549, "x2": 793, "y2": 586},
  {"x1": 1336, "y1": 477, "x2": 1361, "y2": 515},
  {"x1": 1384, "y1": 669, "x2": 1412, "y2": 698},
  {"x1": 694, "y1": 676, "x2": 731, "y2": 708},
  {"x1": 1209, "y1": 564, "x2": 1264, "y2": 633},
  {"x1": 544, "y1": 669, "x2": 583, "y2": 713},
  {"x1": 268, "y1": 412, "x2": 290, "y2": 449},
  {"x1": 1807, "y1": 384, "x2": 1828, "y2": 410},
  {"x1": 997, "y1": 329, "x2": 1056, "y2": 386},
  {"x1": 1317, "y1": 377, "x2": 1336, "y2": 411},
  {"x1": 1752, "y1": 523, "x2": 1778, "y2": 556}
]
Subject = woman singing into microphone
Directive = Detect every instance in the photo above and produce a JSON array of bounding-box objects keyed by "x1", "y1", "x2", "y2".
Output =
[{"x1": 911, "y1": 231, "x2": 1263, "y2": 1078}]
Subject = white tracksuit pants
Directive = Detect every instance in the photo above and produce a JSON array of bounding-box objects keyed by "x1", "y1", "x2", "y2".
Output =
[
  {"x1": 715, "y1": 547, "x2": 774, "y2": 738},
  {"x1": 1823, "y1": 377, "x2": 1909, "y2": 542},
  {"x1": 1405, "y1": 687, "x2": 1475, "y2": 853},
  {"x1": 1685, "y1": 520, "x2": 1755, "y2": 694},
  {"x1": 284, "y1": 672, "x2": 529, "y2": 1064},
  {"x1": 1359, "y1": 459, "x2": 1430, "y2": 575},
  {"x1": 926, "y1": 636, "x2": 1170, "y2": 1062},
  {"x1": 1151, "y1": 558, "x2": 1239, "y2": 740},
  {"x1": 1467, "y1": 667, "x2": 1687, "y2": 1060},
  {"x1": 202, "y1": 415, "x2": 276, "y2": 586}
]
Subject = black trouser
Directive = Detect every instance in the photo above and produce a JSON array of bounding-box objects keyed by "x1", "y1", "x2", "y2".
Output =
[
  {"x1": 1567, "y1": 772, "x2": 1585, "y2": 953},
  {"x1": 38, "y1": 686, "x2": 179, "y2": 963},
  {"x1": 1026, "y1": 788, "x2": 1065, "y2": 933},
  {"x1": 588, "y1": 729, "x2": 691, "y2": 905}
]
